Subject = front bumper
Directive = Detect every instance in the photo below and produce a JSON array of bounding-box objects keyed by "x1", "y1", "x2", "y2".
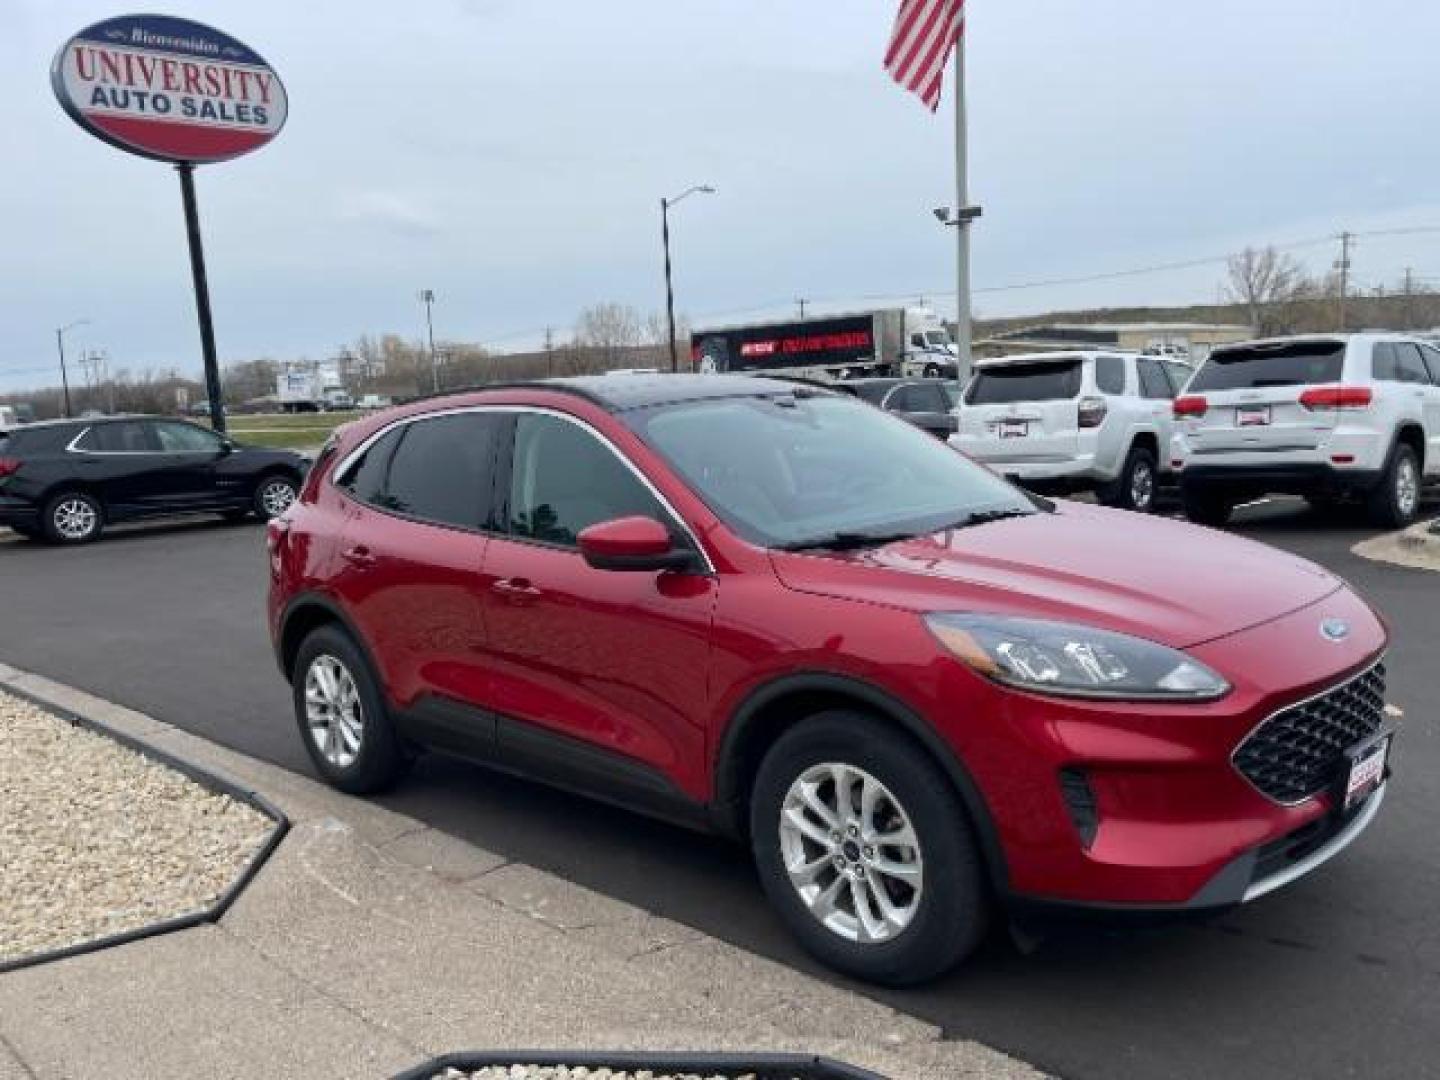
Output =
[{"x1": 936, "y1": 585, "x2": 1393, "y2": 911}]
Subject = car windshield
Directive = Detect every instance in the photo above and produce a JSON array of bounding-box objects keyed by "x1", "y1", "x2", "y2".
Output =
[
  {"x1": 1188, "y1": 341, "x2": 1345, "y2": 390},
  {"x1": 628, "y1": 391, "x2": 1037, "y2": 549},
  {"x1": 923, "y1": 331, "x2": 950, "y2": 347}
]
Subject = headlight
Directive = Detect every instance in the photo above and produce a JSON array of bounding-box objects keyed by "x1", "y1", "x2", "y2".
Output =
[{"x1": 925, "y1": 614, "x2": 1230, "y2": 701}]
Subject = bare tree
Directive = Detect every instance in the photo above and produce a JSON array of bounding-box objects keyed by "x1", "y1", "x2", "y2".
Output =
[
  {"x1": 576, "y1": 303, "x2": 643, "y2": 365},
  {"x1": 1225, "y1": 247, "x2": 1309, "y2": 335}
]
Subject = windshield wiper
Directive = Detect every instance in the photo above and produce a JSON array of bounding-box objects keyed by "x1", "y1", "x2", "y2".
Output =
[
  {"x1": 943, "y1": 507, "x2": 1035, "y2": 529},
  {"x1": 777, "y1": 530, "x2": 919, "y2": 552}
]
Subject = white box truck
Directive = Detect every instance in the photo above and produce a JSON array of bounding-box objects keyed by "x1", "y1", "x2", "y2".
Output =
[
  {"x1": 277, "y1": 365, "x2": 349, "y2": 412},
  {"x1": 690, "y1": 306, "x2": 960, "y2": 382}
]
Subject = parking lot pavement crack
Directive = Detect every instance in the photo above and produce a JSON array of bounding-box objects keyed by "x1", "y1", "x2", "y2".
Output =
[
  {"x1": 0, "y1": 1029, "x2": 39, "y2": 1080},
  {"x1": 214, "y1": 922, "x2": 434, "y2": 1060}
]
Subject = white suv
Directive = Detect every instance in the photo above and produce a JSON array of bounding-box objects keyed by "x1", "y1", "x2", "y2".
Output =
[
  {"x1": 950, "y1": 350, "x2": 1191, "y2": 512},
  {"x1": 1172, "y1": 333, "x2": 1440, "y2": 527}
]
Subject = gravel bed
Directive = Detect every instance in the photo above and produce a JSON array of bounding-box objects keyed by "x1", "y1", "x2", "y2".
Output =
[
  {"x1": 436, "y1": 1070, "x2": 778, "y2": 1080},
  {"x1": 0, "y1": 691, "x2": 274, "y2": 964}
]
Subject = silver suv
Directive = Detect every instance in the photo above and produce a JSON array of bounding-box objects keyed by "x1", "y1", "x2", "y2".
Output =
[
  {"x1": 1172, "y1": 333, "x2": 1440, "y2": 527},
  {"x1": 950, "y1": 350, "x2": 1191, "y2": 512}
]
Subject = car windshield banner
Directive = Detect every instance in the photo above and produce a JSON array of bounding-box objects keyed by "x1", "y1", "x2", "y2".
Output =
[{"x1": 51, "y1": 14, "x2": 288, "y2": 165}]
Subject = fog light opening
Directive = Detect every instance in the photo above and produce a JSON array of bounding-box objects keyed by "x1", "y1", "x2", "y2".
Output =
[{"x1": 1059, "y1": 767, "x2": 1100, "y2": 850}]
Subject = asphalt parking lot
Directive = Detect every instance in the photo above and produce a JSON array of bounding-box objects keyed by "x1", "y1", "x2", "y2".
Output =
[{"x1": 0, "y1": 501, "x2": 1434, "y2": 1080}]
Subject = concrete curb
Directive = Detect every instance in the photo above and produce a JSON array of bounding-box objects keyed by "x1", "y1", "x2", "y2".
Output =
[{"x1": 0, "y1": 661, "x2": 1044, "y2": 1080}]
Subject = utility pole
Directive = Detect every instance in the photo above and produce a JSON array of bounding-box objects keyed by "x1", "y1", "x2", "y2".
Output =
[
  {"x1": 543, "y1": 327, "x2": 555, "y2": 377},
  {"x1": 419, "y1": 289, "x2": 438, "y2": 392},
  {"x1": 796, "y1": 298, "x2": 808, "y2": 319},
  {"x1": 1335, "y1": 232, "x2": 1354, "y2": 331},
  {"x1": 1403, "y1": 267, "x2": 1415, "y2": 330},
  {"x1": 54, "y1": 319, "x2": 87, "y2": 419}
]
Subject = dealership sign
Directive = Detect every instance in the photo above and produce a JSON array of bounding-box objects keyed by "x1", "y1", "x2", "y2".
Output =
[{"x1": 51, "y1": 14, "x2": 287, "y2": 164}]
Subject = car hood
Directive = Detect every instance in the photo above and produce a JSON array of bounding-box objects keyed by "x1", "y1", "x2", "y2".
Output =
[{"x1": 769, "y1": 500, "x2": 1343, "y2": 649}]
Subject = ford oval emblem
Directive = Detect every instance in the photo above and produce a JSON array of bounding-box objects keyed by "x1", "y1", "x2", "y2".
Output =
[{"x1": 1320, "y1": 618, "x2": 1351, "y2": 643}]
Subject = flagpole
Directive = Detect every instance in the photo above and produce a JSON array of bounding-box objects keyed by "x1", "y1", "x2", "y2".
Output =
[{"x1": 953, "y1": 30, "x2": 973, "y2": 389}]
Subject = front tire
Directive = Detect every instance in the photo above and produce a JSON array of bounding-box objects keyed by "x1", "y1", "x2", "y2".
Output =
[
  {"x1": 1100, "y1": 446, "x2": 1157, "y2": 513},
  {"x1": 749, "y1": 710, "x2": 988, "y2": 985},
  {"x1": 254, "y1": 474, "x2": 299, "y2": 521},
  {"x1": 1366, "y1": 443, "x2": 1421, "y2": 529},
  {"x1": 292, "y1": 624, "x2": 410, "y2": 794},
  {"x1": 1182, "y1": 486, "x2": 1235, "y2": 527},
  {"x1": 41, "y1": 491, "x2": 103, "y2": 545}
]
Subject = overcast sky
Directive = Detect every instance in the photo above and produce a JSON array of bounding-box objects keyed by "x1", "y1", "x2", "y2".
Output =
[{"x1": 4, "y1": 0, "x2": 1440, "y2": 390}]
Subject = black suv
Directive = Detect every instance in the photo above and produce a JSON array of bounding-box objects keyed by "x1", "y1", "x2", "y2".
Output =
[{"x1": 0, "y1": 416, "x2": 308, "y2": 544}]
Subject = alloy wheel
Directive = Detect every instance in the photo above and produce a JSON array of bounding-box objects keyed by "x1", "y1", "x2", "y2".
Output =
[
  {"x1": 1131, "y1": 460, "x2": 1155, "y2": 510},
  {"x1": 778, "y1": 762, "x2": 924, "y2": 944},
  {"x1": 304, "y1": 654, "x2": 364, "y2": 769},
  {"x1": 52, "y1": 498, "x2": 98, "y2": 541},
  {"x1": 259, "y1": 478, "x2": 297, "y2": 518},
  {"x1": 1396, "y1": 457, "x2": 1419, "y2": 518}
]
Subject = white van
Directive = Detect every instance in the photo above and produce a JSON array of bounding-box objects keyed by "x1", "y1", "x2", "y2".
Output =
[{"x1": 0, "y1": 406, "x2": 19, "y2": 434}]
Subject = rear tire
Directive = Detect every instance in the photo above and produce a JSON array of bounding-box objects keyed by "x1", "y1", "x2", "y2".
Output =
[
  {"x1": 1100, "y1": 446, "x2": 1157, "y2": 513},
  {"x1": 749, "y1": 710, "x2": 989, "y2": 985},
  {"x1": 292, "y1": 624, "x2": 410, "y2": 794},
  {"x1": 1182, "y1": 486, "x2": 1235, "y2": 527},
  {"x1": 41, "y1": 491, "x2": 103, "y2": 545},
  {"x1": 1366, "y1": 443, "x2": 1421, "y2": 529}
]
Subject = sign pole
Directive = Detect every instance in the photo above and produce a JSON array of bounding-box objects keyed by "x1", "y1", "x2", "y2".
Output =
[
  {"x1": 952, "y1": 35, "x2": 973, "y2": 389},
  {"x1": 176, "y1": 163, "x2": 226, "y2": 435}
]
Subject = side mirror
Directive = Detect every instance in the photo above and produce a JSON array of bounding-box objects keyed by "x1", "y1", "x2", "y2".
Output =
[{"x1": 577, "y1": 516, "x2": 700, "y2": 573}]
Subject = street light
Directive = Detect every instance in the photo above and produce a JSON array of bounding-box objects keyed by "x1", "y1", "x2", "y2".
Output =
[
  {"x1": 55, "y1": 318, "x2": 89, "y2": 418},
  {"x1": 418, "y1": 289, "x2": 438, "y2": 392},
  {"x1": 661, "y1": 184, "x2": 716, "y2": 372}
]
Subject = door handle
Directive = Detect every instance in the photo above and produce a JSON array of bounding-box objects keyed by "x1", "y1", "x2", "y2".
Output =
[
  {"x1": 492, "y1": 577, "x2": 542, "y2": 603},
  {"x1": 341, "y1": 545, "x2": 376, "y2": 568}
]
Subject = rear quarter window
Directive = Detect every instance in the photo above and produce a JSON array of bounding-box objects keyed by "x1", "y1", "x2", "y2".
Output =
[
  {"x1": 0, "y1": 426, "x2": 75, "y2": 455},
  {"x1": 1093, "y1": 356, "x2": 1126, "y2": 395},
  {"x1": 967, "y1": 360, "x2": 1082, "y2": 404},
  {"x1": 1189, "y1": 341, "x2": 1345, "y2": 391}
]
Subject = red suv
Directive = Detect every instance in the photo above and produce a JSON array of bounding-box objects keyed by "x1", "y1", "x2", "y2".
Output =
[{"x1": 268, "y1": 375, "x2": 1394, "y2": 984}]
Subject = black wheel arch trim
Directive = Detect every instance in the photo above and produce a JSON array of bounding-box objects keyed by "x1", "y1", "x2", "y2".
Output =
[
  {"x1": 714, "y1": 670, "x2": 1011, "y2": 893},
  {"x1": 276, "y1": 591, "x2": 378, "y2": 684}
]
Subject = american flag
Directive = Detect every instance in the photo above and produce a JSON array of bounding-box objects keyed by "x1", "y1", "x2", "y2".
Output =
[{"x1": 884, "y1": 0, "x2": 964, "y2": 112}]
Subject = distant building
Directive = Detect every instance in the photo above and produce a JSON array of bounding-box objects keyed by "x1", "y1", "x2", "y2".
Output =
[{"x1": 977, "y1": 321, "x2": 1255, "y2": 363}]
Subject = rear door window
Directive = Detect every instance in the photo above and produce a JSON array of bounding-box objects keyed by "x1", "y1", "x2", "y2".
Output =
[
  {"x1": 1189, "y1": 341, "x2": 1345, "y2": 391},
  {"x1": 1093, "y1": 356, "x2": 1126, "y2": 395},
  {"x1": 1374, "y1": 342, "x2": 1433, "y2": 385},
  {"x1": 1419, "y1": 344, "x2": 1440, "y2": 384},
  {"x1": 365, "y1": 412, "x2": 502, "y2": 529},
  {"x1": 1137, "y1": 357, "x2": 1175, "y2": 399},
  {"x1": 80, "y1": 422, "x2": 158, "y2": 453},
  {"x1": 967, "y1": 360, "x2": 1082, "y2": 404},
  {"x1": 1163, "y1": 360, "x2": 1194, "y2": 394}
]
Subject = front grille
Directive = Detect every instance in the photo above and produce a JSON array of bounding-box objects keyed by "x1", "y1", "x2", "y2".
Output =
[{"x1": 1233, "y1": 661, "x2": 1386, "y2": 804}]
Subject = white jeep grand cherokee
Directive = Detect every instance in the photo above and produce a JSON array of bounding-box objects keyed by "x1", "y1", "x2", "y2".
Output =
[{"x1": 1172, "y1": 333, "x2": 1440, "y2": 527}]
